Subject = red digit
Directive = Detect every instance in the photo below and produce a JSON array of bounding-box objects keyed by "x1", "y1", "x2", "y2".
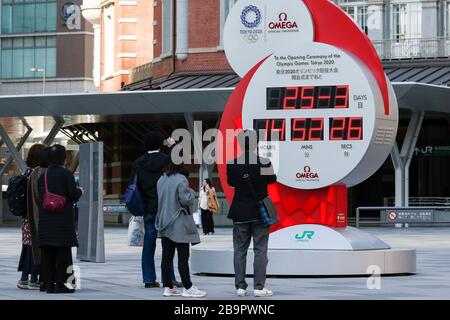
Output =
[
  {"x1": 270, "y1": 119, "x2": 285, "y2": 141},
  {"x1": 283, "y1": 87, "x2": 298, "y2": 109},
  {"x1": 308, "y1": 118, "x2": 324, "y2": 141},
  {"x1": 300, "y1": 87, "x2": 314, "y2": 109},
  {"x1": 348, "y1": 117, "x2": 363, "y2": 140},
  {"x1": 262, "y1": 119, "x2": 270, "y2": 141},
  {"x1": 335, "y1": 85, "x2": 349, "y2": 109},
  {"x1": 291, "y1": 118, "x2": 307, "y2": 141},
  {"x1": 318, "y1": 86, "x2": 331, "y2": 108},
  {"x1": 330, "y1": 117, "x2": 346, "y2": 140}
]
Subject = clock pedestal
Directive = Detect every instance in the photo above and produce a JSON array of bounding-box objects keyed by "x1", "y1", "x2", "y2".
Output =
[{"x1": 191, "y1": 224, "x2": 416, "y2": 276}]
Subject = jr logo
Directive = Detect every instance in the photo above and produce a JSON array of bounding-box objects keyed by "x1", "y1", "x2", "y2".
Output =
[{"x1": 295, "y1": 231, "x2": 315, "y2": 241}]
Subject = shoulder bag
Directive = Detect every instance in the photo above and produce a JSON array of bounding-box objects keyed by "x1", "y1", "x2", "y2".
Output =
[
  {"x1": 243, "y1": 173, "x2": 279, "y2": 227},
  {"x1": 42, "y1": 169, "x2": 67, "y2": 212}
]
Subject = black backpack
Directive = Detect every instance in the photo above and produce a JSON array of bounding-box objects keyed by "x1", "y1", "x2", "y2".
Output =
[{"x1": 6, "y1": 169, "x2": 32, "y2": 217}]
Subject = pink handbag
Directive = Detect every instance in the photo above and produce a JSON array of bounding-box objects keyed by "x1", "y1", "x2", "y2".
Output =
[{"x1": 43, "y1": 169, "x2": 67, "y2": 212}]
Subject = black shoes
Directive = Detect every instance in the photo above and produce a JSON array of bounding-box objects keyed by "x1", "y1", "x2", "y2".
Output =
[
  {"x1": 145, "y1": 282, "x2": 161, "y2": 288},
  {"x1": 44, "y1": 283, "x2": 55, "y2": 294},
  {"x1": 53, "y1": 284, "x2": 75, "y2": 294},
  {"x1": 42, "y1": 283, "x2": 75, "y2": 294}
]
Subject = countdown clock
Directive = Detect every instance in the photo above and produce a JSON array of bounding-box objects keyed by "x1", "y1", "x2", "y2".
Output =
[
  {"x1": 218, "y1": 0, "x2": 399, "y2": 229},
  {"x1": 241, "y1": 43, "x2": 398, "y2": 189}
]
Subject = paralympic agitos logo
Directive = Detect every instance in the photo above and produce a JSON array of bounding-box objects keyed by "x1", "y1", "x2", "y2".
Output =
[{"x1": 296, "y1": 166, "x2": 319, "y2": 181}]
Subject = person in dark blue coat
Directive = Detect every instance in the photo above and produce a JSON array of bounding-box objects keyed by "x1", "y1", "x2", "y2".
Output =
[
  {"x1": 38, "y1": 144, "x2": 83, "y2": 294},
  {"x1": 131, "y1": 132, "x2": 181, "y2": 288}
]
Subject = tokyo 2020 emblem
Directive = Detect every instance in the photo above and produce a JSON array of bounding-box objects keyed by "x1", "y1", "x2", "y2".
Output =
[{"x1": 241, "y1": 5, "x2": 262, "y2": 29}]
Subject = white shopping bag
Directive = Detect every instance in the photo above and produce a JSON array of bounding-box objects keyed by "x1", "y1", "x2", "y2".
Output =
[
  {"x1": 128, "y1": 216, "x2": 145, "y2": 247},
  {"x1": 193, "y1": 209, "x2": 202, "y2": 227}
]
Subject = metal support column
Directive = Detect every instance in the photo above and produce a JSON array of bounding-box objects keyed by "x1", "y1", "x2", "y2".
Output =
[
  {"x1": 0, "y1": 120, "x2": 31, "y2": 174},
  {"x1": 390, "y1": 112, "x2": 424, "y2": 207},
  {"x1": 43, "y1": 117, "x2": 65, "y2": 145},
  {"x1": 77, "y1": 142, "x2": 105, "y2": 263}
]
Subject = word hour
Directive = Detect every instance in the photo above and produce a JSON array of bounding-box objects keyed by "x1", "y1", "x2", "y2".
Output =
[
  {"x1": 267, "y1": 85, "x2": 349, "y2": 110},
  {"x1": 253, "y1": 117, "x2": 363, "y2": 141}
]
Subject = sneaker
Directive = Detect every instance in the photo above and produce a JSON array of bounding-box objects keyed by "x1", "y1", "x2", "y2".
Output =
[
  {"x1": 17, "y1": 280, "x2": 28, "y2": 290},
  {"x1": 172, "y1": 280, "x2": 183, "y2": 288},
  {"x1": 144, "y1": 282, "x2": 161, "y2": 288},
  {"x1": 163, "y1": 287, "x2": 181, "y2": 297},
  {"x1": 237, "y1": 288, "x2": 247, "y2": 297},
  {"x1": 254, "y1": 288, "x2": 273, "y2": 297},
  {"x1": 182, "y1": 286, "x2": 207, "y2": 298},
  {"x1": 28, "y1": 282, "x2": 40, "y2": 290}
]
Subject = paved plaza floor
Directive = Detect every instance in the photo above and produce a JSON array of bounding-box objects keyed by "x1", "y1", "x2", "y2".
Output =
[{"x1": 1, "y1": 226, "x2": 450, "y2": 300}]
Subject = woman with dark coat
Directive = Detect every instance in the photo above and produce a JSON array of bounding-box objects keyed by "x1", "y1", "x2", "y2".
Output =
[
  {"x1": 38, "y1": 144, "x2": 83, "y2": 294},
  {"x1": 26, "y1": 146, "x2": 49, "y2": 291},
  {"x1": 17, "y1": 143, "x2": 47, "y2": 290}
]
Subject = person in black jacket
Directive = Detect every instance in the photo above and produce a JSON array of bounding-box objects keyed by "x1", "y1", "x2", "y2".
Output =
[
  {"x1": 131, "y1": 132, "x2": 181, "y2": 288},
  {"x1": 226, "y1": 130, "x2": 277, "y2": 297},
  {"x1": 38, "y1": 144, "x2": 83, "y2": 294}
]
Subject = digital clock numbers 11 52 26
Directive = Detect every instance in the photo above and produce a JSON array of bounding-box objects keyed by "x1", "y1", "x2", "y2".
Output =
[
  {"x1": 253, "y1": 117, "x2": 363, "y2": 141},
  {"x1": 267, "y1": 85, "x2": 349, "y2": 110}
]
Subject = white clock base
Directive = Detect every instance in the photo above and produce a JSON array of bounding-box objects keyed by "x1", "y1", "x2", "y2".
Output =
[{"x1": 190, "y1": 225, "x2": 416, "y2": 276}]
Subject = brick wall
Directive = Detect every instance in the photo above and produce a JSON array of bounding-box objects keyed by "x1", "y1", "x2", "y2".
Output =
[{"x1": 151, "y1": 0, "x2": 233, "y2": 81}]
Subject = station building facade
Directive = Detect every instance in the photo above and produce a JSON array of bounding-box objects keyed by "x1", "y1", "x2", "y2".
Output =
[
  {"x1": 0, "y1": 0, "x2": 96, "y2": 95},
  {"x1": 1, "y1": 0, "x2": 448, "y2": 224}
]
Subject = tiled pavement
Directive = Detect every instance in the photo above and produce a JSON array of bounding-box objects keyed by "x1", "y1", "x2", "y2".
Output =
[{"x1": 1, "y1": 226, "x2": 450, "y2": 300}]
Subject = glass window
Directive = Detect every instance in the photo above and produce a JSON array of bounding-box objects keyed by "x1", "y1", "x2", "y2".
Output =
[
  {"x1": 23, "y1": 47, "x2": 35, "y2": 77},
  {"x1": 46, "y1": 1, "x2": 56, "y2": 32},
  {"x1": 357, "y1": 6, "x2": 368, "y2": 32},
  {"x1": 12, "y1": 48, "x2": 24, "y2": 78},
  {"x1": 35, "y1": 2, "x2": 47, "y2": 32},
  {"x1": 161, "y1": 0, "x2": 173, "y2": 56},
  {"x1": 0, "y1": 36, "x2": 56, "y2": 79},
  {"x1": 220, "y1": 0, "x2": 239, "y2": 46},
  {"x1": 344, "y1": 6, "x2": 355, "y2": 20},
  {"x1": 1, "y1": 49, "x2": 13, "y2": 78},
  {"x1": 447, "y1": 2, "x2": 450, "y2": 37},
  {"x1": 23, "y1": 2, "x2": 36, "y2": 33},
  {"x1": 340, "y1": 4, "x2": 367, "y2": 32},
  {"x1": 1, "y1": 0, "x2": 56, "y2": 34},
  {"x1": 391, "y1": 2, "x2": 421, "y2": 41},
  {"x1": 2, "y1": 5, "x2": 13, "y2": 33},
  {"x1": 12, "y1": 3, "x2": 25, "y2": 33},
  {"x1": 46, "y1": 47, "x2": 56, "y2": 76}
]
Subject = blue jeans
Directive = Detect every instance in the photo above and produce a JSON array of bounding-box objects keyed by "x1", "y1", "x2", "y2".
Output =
[{"x1": 142, "y1": 220, "x2": 177, "y2": 284}]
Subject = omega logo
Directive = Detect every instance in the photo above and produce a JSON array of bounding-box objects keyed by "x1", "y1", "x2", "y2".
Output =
[
  {"x1": 269, "y1": 13, "x2": 299, "y2": 30},
  {"x1": 296, "y1": 166, "x2": 319, "y2": 180}
]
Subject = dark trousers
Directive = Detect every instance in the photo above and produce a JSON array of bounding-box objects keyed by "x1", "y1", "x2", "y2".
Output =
[
  {"x1": 233, "y1": 221, "x2": 269, "y2": 290},
  {"x1": 40, "y1": 246, "x2": 73, "y2": 285},
  {"x1": 201, "y1": 209, "x2": 215, "y2": 234},
  {"x1": 161, "y1": 237, "x2": 192, "y2": 290},
  {"x1": 142, "y1": 221, "x2": 177, "y2": 284}
]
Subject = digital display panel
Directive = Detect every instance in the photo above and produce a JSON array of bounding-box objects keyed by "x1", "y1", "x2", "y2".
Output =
[
  {"x1": 329, "y1": 117, "x2": 363, "y2": 140},
  {"x1": 267, "y1": 85, "x2": 349, "y2": 110},
  {"x1": 254, "y1": 117, "x2": 363, "y2": 141},
  {"x1": 291, "y1": 118, "x2": 324, "y2": 141},
  {"x1": 254, "y1": 119, "x2": 286, "y2": 141}
]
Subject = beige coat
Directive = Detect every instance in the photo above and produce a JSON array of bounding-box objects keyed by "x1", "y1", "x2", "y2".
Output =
[{"x1": 206, "y1": 186, "x2": 220, "y2": 213}]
